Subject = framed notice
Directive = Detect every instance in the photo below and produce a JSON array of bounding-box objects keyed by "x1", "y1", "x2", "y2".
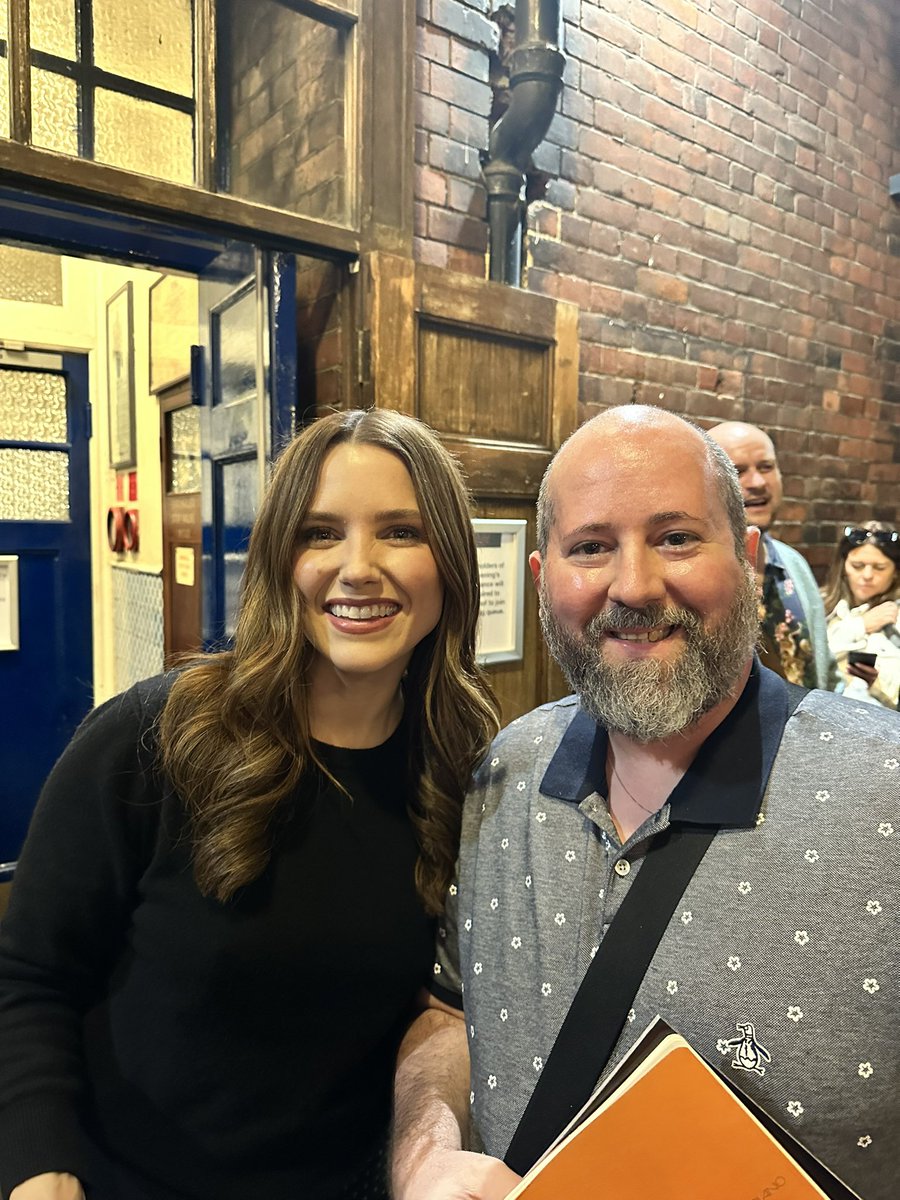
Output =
[
  {"x1": 473, "y1": 518, "x2": 527, "y2": 665},
  {"x1": 149, "y1": 273, "x2": 199, "y2": 394},
  {"x1": 107, "y1": 281, "x2": 136, "y2": 468}
]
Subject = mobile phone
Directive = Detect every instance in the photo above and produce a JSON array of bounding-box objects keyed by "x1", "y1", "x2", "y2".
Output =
[{"x1": 847, "y1": 651, "x2": 877, "y2": 667}]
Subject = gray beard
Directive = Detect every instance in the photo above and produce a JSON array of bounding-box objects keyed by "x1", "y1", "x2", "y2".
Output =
[{"x1": 539, "y1": 571, "x2": 760, "y2": 743}]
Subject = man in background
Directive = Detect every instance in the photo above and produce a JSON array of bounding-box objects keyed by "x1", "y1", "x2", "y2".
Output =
[{"x1": 708, "y1": 421, "x2": 836, "y2": 689}]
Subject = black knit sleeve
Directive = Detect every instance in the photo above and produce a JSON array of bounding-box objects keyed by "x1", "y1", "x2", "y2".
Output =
[{"x1": 0, "y1": 677, "x2": 170, "y2": 1196}]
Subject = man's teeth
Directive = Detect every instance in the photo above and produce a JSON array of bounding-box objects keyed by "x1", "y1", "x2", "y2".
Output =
[
  {"x1": 329, "y1": 603, "x2": 398, "y2": 619},
  {"x1": 610, "y1": 626, "x2": 674, "y2": 643}
]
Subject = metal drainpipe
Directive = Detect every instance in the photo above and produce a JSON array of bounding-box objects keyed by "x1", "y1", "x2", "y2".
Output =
[{"x1": 483, "y1": 0, "x2": 565, "y2": 285}]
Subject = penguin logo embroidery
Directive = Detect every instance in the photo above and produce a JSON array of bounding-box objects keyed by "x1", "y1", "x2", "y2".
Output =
[{"x1": 724, "y1": 1021, "x2": 771, "y2": 1076}]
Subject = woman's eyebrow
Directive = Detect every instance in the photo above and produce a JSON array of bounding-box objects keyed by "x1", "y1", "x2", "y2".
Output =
[{"x1": 302, "y1": 507, "x2": 422, "y2": 522}]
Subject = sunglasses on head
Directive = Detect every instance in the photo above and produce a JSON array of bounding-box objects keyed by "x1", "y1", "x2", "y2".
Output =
[{"x1": 843, "y1": 526, "x2": 900, "y2": 549}]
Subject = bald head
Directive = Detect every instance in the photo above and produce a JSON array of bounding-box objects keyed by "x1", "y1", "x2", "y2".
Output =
[
  {"x1": 537, "y1": 406, "x2": 747, "y2": 558},
  {"x1": 707, "y1": 420, "x2": 783, "y2": 532},
  {"x1": 531, "y1": 405, "x2": 760, "y2": 741}
]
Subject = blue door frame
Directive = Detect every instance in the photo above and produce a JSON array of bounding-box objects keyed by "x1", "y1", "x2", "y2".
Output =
[
  {"x1": 198, "y1": 246, "x2": 297, "y2": 646},
  {"x1": 0, "y1": 354, "x2": 92, "y2": 862},
  {"x1": 0, "y1": 192, "x2": 299, "y2": 861}
]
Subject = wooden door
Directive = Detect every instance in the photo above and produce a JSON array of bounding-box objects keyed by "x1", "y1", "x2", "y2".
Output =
[
  {"x1": 160, "y1": 380, "x2": 202, "y2": 666},
  {"x1": 365, "y1": 253, "x2": 579, "y2": 723}
]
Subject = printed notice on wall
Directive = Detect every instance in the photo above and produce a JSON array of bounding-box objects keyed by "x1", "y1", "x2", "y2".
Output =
[
  {"x1": 473, "y1": 519, "x2": 526, "y2": 665},
  {"x1": 174, "y1": 546, "x2": 195, "y2": 588},
  {"x1": 0, "y1": 556, "x2": 20, "y2": 651}
]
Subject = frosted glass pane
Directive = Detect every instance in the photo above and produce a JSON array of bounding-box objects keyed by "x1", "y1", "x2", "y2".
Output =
[
  {"x1": 0, "y1": 246, "x2": 63, "y2": 304},
  {"x1": 31, "y1": 0, "x2": 77, "y2": 60},
  {"x1": 0, "y1": 449, "x2": 69, "y2": 520},
  {"x1": 221, "y1": 456, "x2": 257, "y2": 639},
  {"x1": 31, "y1": 68, "x2": 79, "y2": 155},
  {"x1": 0, "y1": 0, "x2": 7, "y2": 41},
  {"x1": 0, "y1": 370, "x2": 67, "y2": 441},
  {"x1": 224, "y1": 1, "x2": 348, "y2": 221},
  {"x1": 216, "y1": 288, "x2": 256, "y2": 406},
  {"x1": 167, "y1": 406, "x2": 201, "y2": 494},
  {"x1": 94, "y1": 89, "x2": 193, "y2": 184},
  {"x1": 93, "y1": 0, "x2": 193, "y2": 97},
  {"x1": 0, "y1": 56, "x2": 9, "y2": 141},
  {"x1": 222, "y1": 457, "x2": 258, "y2": 528}
]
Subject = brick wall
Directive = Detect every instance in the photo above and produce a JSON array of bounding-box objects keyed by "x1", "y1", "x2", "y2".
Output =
[
  {"x1": 413, "y1": 0, "x2": 900, "y2": 573},
  {"x1": 415, "y1": 0, "x2": 496, "y2": 275},
  {"x1": 226, "y1": 0, "x2": 346, "y2": 223}
]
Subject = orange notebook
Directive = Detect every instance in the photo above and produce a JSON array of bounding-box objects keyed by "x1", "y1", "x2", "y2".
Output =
[{"x1": 507, "y1": 1021, "x2": 860, "y2": 1200}]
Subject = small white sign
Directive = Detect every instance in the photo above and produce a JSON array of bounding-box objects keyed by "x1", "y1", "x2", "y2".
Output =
[
  {"x1": 174, "y1": 546, "x2": 195, "y2": 588},
  {"x1": 0, "y1": 556, "x2": 20, "y2": 651},
  {"x1": 473, "y1": 519, "x2": 527, "y2": 665}
]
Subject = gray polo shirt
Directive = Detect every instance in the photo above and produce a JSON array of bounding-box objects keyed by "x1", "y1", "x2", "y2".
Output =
[{"x1": 432, "y1": 668, "x2": 900, "y2": 1199}]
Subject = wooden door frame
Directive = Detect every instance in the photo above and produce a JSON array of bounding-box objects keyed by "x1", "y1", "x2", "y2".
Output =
[
  {"x1": 158, "y1": 377, "x2": 200, "y2": 666},
  {"x1": 363, "y1": 251, "x2": 579, "y2": 719},
  {"x1": 366, "y1": 252, "x2": 579, "y2": 489}
]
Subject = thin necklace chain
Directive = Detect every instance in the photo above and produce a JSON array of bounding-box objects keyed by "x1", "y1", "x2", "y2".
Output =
[{"x1": 609, "y1": 759, "x2": 661, "y2": 816}]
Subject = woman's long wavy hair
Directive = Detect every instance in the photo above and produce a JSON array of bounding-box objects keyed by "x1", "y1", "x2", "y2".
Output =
[
  {"x1": 821, "y1": 520, "x2": 900, "y2": 614},
  {"x1": 159, "y1": 409, "x2": 500, "y2": 912}
]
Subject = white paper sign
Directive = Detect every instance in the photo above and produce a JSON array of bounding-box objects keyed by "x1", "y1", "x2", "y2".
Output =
[
  {"x1": 174, "y1": 546, "x2": 195, "y2": 588},
  {"x1": 0, "y1": 556, "x2": 20, "y2": 651},
  {"x1": 473, "y1": 519, "x2": 526, "y2": 665}
]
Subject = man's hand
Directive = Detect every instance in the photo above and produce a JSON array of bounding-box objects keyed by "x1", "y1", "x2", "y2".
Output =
[
  {"x1": 392, "y1": 995, "x2": 521, "y2": 1200},
  {"x1": 9, "y1": 1174, "x2": 85, "y2": 1200},
  {"x1": 863, "y1": 600, "x2": 899, "y2": 634},
  {"x1": 398, "y1": 1147, "x2": 521, "y2": 1200}
]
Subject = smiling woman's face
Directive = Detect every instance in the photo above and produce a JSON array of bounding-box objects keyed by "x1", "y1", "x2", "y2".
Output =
[
  {"x1": 844, "y1": 544, "x2": 897, "y2": 607},
  {"x1": 292, "y1": 443, "x2": 444, "y2": 692}
]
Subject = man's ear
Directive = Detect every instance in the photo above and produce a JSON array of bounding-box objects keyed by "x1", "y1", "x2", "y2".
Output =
[
  {"x1": 529, "y1": 550, "x2": 542, "y2": 593},
  {"x1": 744, "y1": 526, "x2": 761, "y2": 572}
]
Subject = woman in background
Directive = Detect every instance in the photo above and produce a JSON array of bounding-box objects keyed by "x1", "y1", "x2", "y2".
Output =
[
  {"x1": 0, "y1": 409, "x2": 499, "y2": 1200},
  {"x1": 821, "y1": 521, "x2": 900, "y2": 709}
]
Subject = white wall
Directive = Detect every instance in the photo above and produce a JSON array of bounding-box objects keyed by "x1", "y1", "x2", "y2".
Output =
[{"x1": 0, "y1": 254, "x2": 197, "y2": 702}]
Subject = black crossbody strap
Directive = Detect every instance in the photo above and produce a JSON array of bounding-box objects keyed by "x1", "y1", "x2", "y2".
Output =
[
  {"x1": 504, "y1": 823, "x2": 715, "y2": 1176},
  {"x1": 505, "y1": 677, "x2": 809, "y2": 1176}
]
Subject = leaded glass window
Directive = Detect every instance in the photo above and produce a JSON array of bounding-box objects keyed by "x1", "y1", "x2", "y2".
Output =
[
  {"x1": 27, "y1": 0, "x2": 195, "y2": 185},
  {"x1": 0, "y1": 0, "x2": 373, "y2": 239},
  {"x1": 0, "y1": 369, "x2": 70, "y2": 522}
]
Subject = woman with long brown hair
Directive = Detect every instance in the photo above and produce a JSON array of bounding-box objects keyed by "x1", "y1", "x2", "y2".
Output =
[
  {"x1": 821, "y1": 520, "x2": 900, "y2": 709},
  {"x1": 0, "y1": 409, "x2": 499, "y2": 1200}
]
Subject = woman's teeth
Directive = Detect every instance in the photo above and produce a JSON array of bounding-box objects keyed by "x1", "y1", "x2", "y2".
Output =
[{"x1": 329, "y1": 603, "x2": 398, "y2": 620}]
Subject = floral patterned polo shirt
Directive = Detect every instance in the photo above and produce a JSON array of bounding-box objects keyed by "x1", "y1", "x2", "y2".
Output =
[{"x1": 431, "y1": 667, "x2": 900, "y2": 1200}]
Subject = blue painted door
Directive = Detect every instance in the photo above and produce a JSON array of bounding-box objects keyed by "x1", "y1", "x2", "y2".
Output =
[
  {"x1": 198, "y1": 248, "x2": 297, "y2": 645},
  {"x1": 0, "y1": 352, "x2": 92, "y2": 863}
]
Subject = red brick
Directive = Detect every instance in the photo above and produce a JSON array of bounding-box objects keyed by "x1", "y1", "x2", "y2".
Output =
[
  {"x1": 410, "y1": 0, "x2": 900, "y2": 535},
  {"x1": 416, "y1": 165, "x2": 447, "y2": 205}
]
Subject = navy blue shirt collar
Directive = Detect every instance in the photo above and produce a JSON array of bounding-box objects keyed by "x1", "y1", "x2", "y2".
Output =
[{"x1": 539, "y1": 661, "x2": 792, "y2": 829}]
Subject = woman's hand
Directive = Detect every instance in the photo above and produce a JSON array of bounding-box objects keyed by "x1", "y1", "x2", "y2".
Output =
[
  {"x1": 863, "y1": 600, "x2": 899, "y2": 634},
  {"x1": 847, "y1": 662, "x2": 879, "y2": 688},
  {"x1": 9, "y1": 1173, "x2": 85, "y2": 1200}
]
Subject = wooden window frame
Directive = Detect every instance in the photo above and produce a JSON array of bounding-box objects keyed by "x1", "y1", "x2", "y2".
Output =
[{"x1": 0, "y1": 0, "x2": 414, "y2": 259}]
